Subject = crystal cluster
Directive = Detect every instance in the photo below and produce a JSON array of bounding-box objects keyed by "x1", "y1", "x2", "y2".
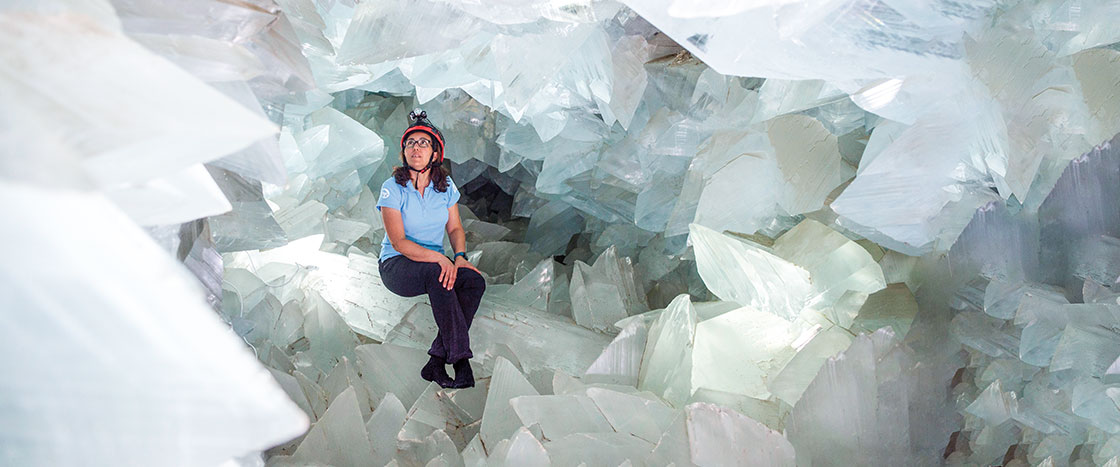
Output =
[
  {"x1": 942, "y1": 139, "x2": 1120, "y2": 466},
  {"x1": 5, "y1": 0, "x2": 1120, "y2": 465}
]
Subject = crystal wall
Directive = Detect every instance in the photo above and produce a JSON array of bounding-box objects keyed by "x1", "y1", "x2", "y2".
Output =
[{"x1": 5, "y1": 0, "x2": 1120, "y2": 465}]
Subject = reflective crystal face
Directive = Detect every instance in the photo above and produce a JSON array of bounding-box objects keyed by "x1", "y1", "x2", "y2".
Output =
[{"x1": 7, "y1": 0, "x2": 1120, "y2": 465}]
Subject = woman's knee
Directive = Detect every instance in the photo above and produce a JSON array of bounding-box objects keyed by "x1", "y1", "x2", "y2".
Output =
[
  {"x1": 421, "y1": 262, "x2": 443, "y2": 279},
  {"x1": 459, "y1": 268, "x2": 486, "y2": 291}
]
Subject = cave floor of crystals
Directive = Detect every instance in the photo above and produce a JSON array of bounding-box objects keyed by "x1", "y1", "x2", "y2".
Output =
[{"x1": 7, "y1": 0, "x2": 1120, "y2": 466}]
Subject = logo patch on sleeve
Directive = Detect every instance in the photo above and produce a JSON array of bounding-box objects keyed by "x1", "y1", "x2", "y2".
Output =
[{"x1": 380, "y1": 187, "x2": 390, "y2": 199}]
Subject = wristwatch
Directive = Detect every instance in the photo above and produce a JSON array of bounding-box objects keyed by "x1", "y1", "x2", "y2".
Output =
[{"x1": 453, "y1": 251, "x2": 467, "y2": 261}]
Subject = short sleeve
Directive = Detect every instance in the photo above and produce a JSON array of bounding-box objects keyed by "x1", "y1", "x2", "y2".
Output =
[
  {"x1": 376, "y1": 178, "x2": 402, "y2": 212},
  {"x1": 446, "y1": 177, "x2": 461, "y2": 208}
]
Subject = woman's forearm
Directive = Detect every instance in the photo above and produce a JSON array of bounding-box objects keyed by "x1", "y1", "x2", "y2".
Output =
[
  {"x1": 392, "y1": 238, "x2": 449, "y2": 263},
  {"x1": 448, "y1": 227, "x2": 466, "y2": 254}
]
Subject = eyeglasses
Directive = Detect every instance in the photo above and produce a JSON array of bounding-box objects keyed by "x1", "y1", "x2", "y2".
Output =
[{"x1": 405, "y1": 138, "x2": 432, "y2": 149}]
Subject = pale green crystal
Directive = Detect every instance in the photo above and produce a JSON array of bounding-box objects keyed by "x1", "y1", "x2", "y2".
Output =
[
  {"x1": 319, "y1": 357, "x2": 372, "y2": 417},
  {"x1": 399, "y1": 383, "x2": 476, "y2": 450},
  {"x1": 767, "y1": 325, "x2": 853, "y2": 405},
  {"x1": 965, "y1": 380, "x2": 1017, "y2": 425},
  {"x1": 585, "y1": 387, "x2": 677, "y2": 444},
  {"x1": 366, "y1": 393, "x2": 407, "y2": 466},
  {"x1": 354, "y1": 344, "x2": 432, "y2": 410},
  {"x1": 772, "y1": 219, "x2": 887, "y2": 327},
  {"x1": 583, "y1": 320, "x2": 648, "y2": 386},
  {"x1": 637, "y1": 294, "x2": 697, "y2": 406},
  {"x1": 685, "y1": 402, "x2": 796, "y2": 467},
  {"x1": 487, "y1": 427, "x2": 549, "y2": 467},
  {"x1": 480, "y1": 357, "x2": 539, "y2": 451},
  {"x1": 851, "y1": 283, "x2": 918, "y2": 338},
  {"x1": 509, "y1": 394, "x2": 614, "y2": 441},
  {"x1": 692, "y1": 305, "x2": 796, "y2": 399},
  {"x1": 689, "y1": 223, "x2": 810, "y2": 321},
  {"x1": 289, "y1": 387, "x2": 375, "y2": 467}
]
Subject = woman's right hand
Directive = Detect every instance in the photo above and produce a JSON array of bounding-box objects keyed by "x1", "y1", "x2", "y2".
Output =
[{"x1": 437, "y1": 256, "x2": 457, "y2": 290}]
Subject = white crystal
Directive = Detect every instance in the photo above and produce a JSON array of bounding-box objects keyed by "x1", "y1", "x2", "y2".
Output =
[
  {"x1": 0, "y1": 184, "x2": 307, "y2": 465},
  {"x1": 480, "y1": 357, "x2": 539, "y2": 450},
  {"x1": 685, "y1": 402, "x2": 796, "y2": 467},
  {"x1": 689, "y1": 223, "x2": 810, "y2": 321},
  {"x1": 637, "y1": 294, "x2": 697, "y2": 406}
]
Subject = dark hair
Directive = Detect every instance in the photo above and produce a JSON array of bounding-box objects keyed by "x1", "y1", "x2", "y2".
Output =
[{"x1": 392, "y1": 142, "x2": 449, "y2": 192}]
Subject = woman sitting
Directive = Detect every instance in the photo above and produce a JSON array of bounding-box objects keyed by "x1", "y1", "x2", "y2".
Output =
[{"x1": 376, "y1": 109, "x2": 486, "y2": 389}]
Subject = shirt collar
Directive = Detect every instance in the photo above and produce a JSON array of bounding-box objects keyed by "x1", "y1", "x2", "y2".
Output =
[{"x1": 405, "y1": 179, "x2": 432, "y2": 194}]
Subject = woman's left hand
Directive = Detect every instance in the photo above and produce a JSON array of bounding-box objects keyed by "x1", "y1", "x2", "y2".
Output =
[{"x1": 454, "y1": 256, "x2": 481, "y2": 274}]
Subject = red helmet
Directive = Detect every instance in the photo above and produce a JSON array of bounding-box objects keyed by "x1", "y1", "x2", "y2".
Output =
[{"x1": 400, "y1": 109, "x2": 445, "y2": 166}]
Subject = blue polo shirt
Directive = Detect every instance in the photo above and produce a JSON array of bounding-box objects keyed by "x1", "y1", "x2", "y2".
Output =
[{"x1": 376, "y1": 176, "x2": 461, "y2": 261}]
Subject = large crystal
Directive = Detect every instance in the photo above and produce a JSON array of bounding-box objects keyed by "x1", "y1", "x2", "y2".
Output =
[
  {"x1": 1, "y1": 6, "x2": 276, "y2": 225},
  {"x1": 480, "y1": 357, "x2": 539, "y2": 450},
  {"x1": 691, "y1": 305, "x2": 796, "y2": 400},
  {"x1": 787, "y1": 328, "x2": 941, "y2": 465},
  {"x1": 509, "y1": 394, "x2": 615, "y2": 440},
  {"x1": 569, "y1": 246, "x2": 648, "y2": 332},
  {"x1": 637, "y1": 294, "x2": 697, "y2": 406},
  {"x1": 685, "y1": 402, "x2": 796, "y2": 466},
  {"x1": 283, "y1": 387, "x2": 374, "y2": 467},
  {"x1": 689, "y1": 223, "x2": 810, "y2": 320},
  {"x1": 0, "y1": 184, "x2": 307, "y2": 464}
]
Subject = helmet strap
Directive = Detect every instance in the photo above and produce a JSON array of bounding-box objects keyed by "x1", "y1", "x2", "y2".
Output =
[{"x1": 406, "y1": 154, "x2": 436, "y2": 188}]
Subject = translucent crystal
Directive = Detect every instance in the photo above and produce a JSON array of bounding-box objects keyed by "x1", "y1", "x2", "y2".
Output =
[
  {"x1": 570, "y1": 246, "x2": 648, "y2": 332},
  {"x1": 583, "y1": 320, "x2": 649, "y2": 386},
  {"x1": 1050, "y1": 323, "x2": 1120, "y2": 377},
  {"x1": 685, "y1": 402, "x2": 796, "y2": 467},
  {"x1": 831, "y1": 93, "x2": 1004, "y2": 254},
  {"x1": 1074, "y1": 380, "x2": 1120, "y2": 433},
  {"x1": 570, "y1": 261, "x2": 630, "y2": 332},
  {"x1": 544, "y1": 433, "x2": 655, "y2": 467},
  {"x1": 637, "y1": 294, "x2": 697, "y2": 406},
  {"x1": 984, "y1": 279, "x2": 1066, "y2": 321},
  {"x1": 288, "y1": 387, "x2": 374, "y2": 467},
  {"x1": 965, "y1": 380, "x2": 1017, "y2": 425},
  {"x1": 689, "y1": 223, "x2": 810, "y2": 321},
  {"x1": 787, "y1": 328, "x2": 940, "y2": 465},
  {"x1": 105, "y1": 163, "x2": 233, "y2": 225},
  {"x1": 850, "y1": 283, "x2": 918, "y2": 338},
  {"x1": 0, "y1": 184, "x2": 307, "y2": 465},
  {"x1": 399, "y1": 383, "x2": 476, "y2": 450},
  {"x1": 767, "y1": 325, "x2": 853, "y2": 405},
  {"x1": 486, "y1": 427, "x2": 549, "y2": 467},
  {"x1": 586, "y1": 388, "x2": 677, "y2": 444},
  {"x1": 1072, "y1": 235, "x2": 1120, "y2": 286},
  {"x1": 206, "y1": 167, "x2": 288, "y2": 252},
  {"x1": 319, "y1": 358, "x2": 372, "y2": 417},
  {"x1": 509, "y1": 394, "x2": 615, "y2": 440},
  {"x1": 771, "y1": 219, "x2": 886, "y2": 327},
  {"x1": 297, "y1": 107, "x2": 386, "y2": 180},
  {"x1": 766, "y1": 114, "x2": 847, "y2": 215},
  {"x1": 354, "y1": 344, "x2": 433, "y2": 410},
  {"x1": 1038, "y1": 134, "x2": 1120, "y2": 286},
  {"x1": 952, "y1": 311, "x2": 1020, "y2": 359},
  {"x1": 0, "y1": 9, "x2": 276, "y2": 187},
  {"x1": 25, "y1": 0, "x2": 1120, "y2": 464},
  {"x1": 480, "y1": 357, "x2": 539, "y2": 450},
  {"x1": 691, "y1": 131, "x2": 787, "y2": 236},
  {"x1": 601, "y1": 35, "x2": 651, "y2": 131},
  {"x1": 366, "y1": 393, "x2": 407, "y2": 466}
]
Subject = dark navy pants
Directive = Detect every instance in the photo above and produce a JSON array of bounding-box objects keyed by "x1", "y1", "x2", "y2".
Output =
[{"x1": 378, "y1": 255, "x2": 486, "y2": 363}]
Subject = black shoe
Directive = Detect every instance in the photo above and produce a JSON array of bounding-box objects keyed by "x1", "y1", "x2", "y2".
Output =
[
  {"x1": 420, "y1": 356, "x2": 454, "y2": 388},
  {"x1": 451, "y1": 359, "x2": 475, "y2": 389}
]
